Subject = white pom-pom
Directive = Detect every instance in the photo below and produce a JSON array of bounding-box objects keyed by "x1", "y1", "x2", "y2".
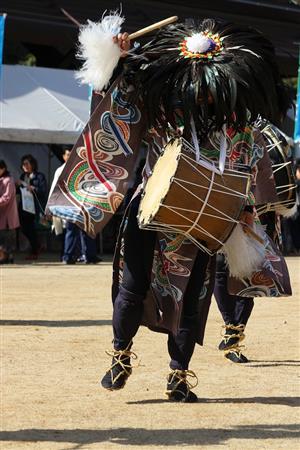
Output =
[
  {"x1": 185, "y1": 33, "x2": 211, "y2": 54},
  {"x1": 76, "y1": 12, "x2": 124, "y2": 91}
]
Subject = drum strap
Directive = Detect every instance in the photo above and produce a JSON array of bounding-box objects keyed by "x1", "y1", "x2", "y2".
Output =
[
  {"x1": 218, "y1": 125, "x2": 227, "y2": 174},
  {"x1": 190, "y1": 118, "x2": 201, "y2": 163},
  {"x1": 190, "y1": 119, "x2": 227, "y2": 174}
]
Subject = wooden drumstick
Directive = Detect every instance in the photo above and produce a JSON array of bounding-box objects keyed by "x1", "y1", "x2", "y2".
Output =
[
  {"x1": 242, "y1": 224, "x2": 265, "y2": 245},
  {"x1": 128, "y1": 16, "x2": 178, "y2": 40},
  {"x1": 61, "y1": 9, "x2": 177, "y2": 36}
]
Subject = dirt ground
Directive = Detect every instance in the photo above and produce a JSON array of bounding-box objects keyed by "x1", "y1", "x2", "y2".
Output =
[{"x1": 1, "y1": 255, "x2": 299, "y2": 450}]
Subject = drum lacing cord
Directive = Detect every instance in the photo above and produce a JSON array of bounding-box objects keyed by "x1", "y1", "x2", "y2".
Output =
[
  {"x1": 256, "y1": 197, "x2": 297, "y2": 216},
  {"x1": 220, "y1": 324, "x2": 246, "y2": 344},
  {"x1": 272, "y1": 161, "x2": 292, "y2": 174},
  {"x1": 166, "y1": 369, "x2": 198, "y2": 395},
  {"x1": 185, "y1": 169, "x2": 215, "y2": 237},
  {"x1": 104, "y1": 345, "x2": 139, "y2": 384}
]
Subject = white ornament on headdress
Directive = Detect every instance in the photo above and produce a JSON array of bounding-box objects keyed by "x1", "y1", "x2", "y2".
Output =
[{"x1": 185, "y1": 32, "x2": 211, "y2": 54}]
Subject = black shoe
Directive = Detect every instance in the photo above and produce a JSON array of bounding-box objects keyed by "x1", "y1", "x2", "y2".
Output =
[
  {"x1": 218, "y1": 324, "x2": 245, "y2": 351},
  {"x1": 165, "y1": 370, "x2": 198, "y2": 403},
  {"x1": 224, "y1": 348, "x2": 249, "y2": 363},
  {"x1": 62, "y1": 260, "x2": 76, "y2": 265},
  {"x1": 0, "y1": 252, "x2": 14, "y2": 264},
  {"x1": 0, "y1": 258, "x2": 9, "y2": 264},
  {"x1": 101, "y1": 347, "x2": 136, "y2": 391},
  {"x1": 84, "y1": 256, "x2": 102, "y2": 264}
]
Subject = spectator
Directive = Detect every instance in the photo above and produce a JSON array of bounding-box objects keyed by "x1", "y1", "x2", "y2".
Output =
[
  {"x1": 77, "y1": 231, "x2": 102, "y2": 264},
  {"x1": 17, "y1": 154, "x2": 47, "y2": 260},
  {"x1": 0, "y1": 160, "x2": 20, "y2": 264},
  {"x1": 48, "y1": 147, "x2": 71, "y2": 252},
  {"x1": 48, "y1": 147, "x2": 71, "y2": 200},
  {"x1": 48, "y1": 147, "x2": 101, "y2": 264},
  {"x1": 63, "y1": 224, "x2": 101, "y2": 264}
]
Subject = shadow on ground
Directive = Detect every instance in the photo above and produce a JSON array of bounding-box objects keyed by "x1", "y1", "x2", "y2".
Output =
[
  {"x1": 2, "y1": 262, "x2": 112, "y2": 268},
  {"x1": 127, "y1": 396, "x2": 300, "y2": 407},
  {"x1": 0, "y1": 320, "x2": 111, "y2": 327},
  {"x1": 1, "y1": 424, "x2": 299, "y2": 449},
  {"x1": 247, "y1": 360, "x2": 300, "y2": 368}
]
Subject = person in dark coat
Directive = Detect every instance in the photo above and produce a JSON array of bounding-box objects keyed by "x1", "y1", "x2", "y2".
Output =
[{"x1": 17, "y1": 154, "x2": 47, "y2": 259}]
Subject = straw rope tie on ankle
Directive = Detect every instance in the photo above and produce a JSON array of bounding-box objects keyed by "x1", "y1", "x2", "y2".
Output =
[
  {"x1": 224, "y1": 343, "x2": 246, "y2": 358},
  {"x1": 105, "y1": 347, "x2": 138, "y2": 384},
  {"x1": 168, "y1": 369, "x2": 198, "y2": 394},
  {"x1": 221, "y1": 324, "x2": 246, "y2": 343},
  {"x1": 226, "y1": 324, "x2": 246, "y2": 332}
]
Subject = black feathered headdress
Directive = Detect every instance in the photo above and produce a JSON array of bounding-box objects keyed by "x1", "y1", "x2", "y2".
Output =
[{"x1": 123, "y1": 19, "x2": 290, "y2": 138}]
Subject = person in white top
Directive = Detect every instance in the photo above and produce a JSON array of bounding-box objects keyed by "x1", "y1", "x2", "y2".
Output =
[{"x1": 48, "y1": 148, "x2": 71, "y2": 256}]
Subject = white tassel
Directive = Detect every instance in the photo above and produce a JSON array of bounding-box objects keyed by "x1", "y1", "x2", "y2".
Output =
[
  {"x1": 76, "y1": 12, "x2": 124, "y2": 91},
  {"x1": 275, "y1": 201, "x2": 298, "y2": 218},
  {"x1": 185, "y1": 33, "x2": 211, "y2": 54},
  {"x1": 221, "y1": 223, "x2": 266, "y2": 279}
]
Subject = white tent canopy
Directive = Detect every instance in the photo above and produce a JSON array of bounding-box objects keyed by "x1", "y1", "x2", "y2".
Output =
[{"x1": 0, "y1": 64, "x2": 90, "y2": 144}]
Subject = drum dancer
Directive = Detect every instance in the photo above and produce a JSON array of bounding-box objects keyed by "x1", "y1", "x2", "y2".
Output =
[{"x1": 48, "y1": 15, "x2": 290, "y2": 401}]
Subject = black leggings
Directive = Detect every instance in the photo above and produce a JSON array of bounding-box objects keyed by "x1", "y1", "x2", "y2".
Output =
[
  {"x1": 214, "y1": 255, "x2": 254, "y2": 326},
  {"x1": 168, "y1": 249, "x2": 209, "y2": 370},
  {"x1": 113, "y1": 197, "x2": 209, "y2": 370}
]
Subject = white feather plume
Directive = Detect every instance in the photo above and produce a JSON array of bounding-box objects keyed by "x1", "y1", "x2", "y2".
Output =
[
  {"x1": 185, "y1": 33, "x2": 211, "y2": 54},
  {"x1": 76, "y1": 12, "x2": 124, "y2": 91},
  {"x1": 221, "y1": 223, "x2": 266, "y2": 279}
]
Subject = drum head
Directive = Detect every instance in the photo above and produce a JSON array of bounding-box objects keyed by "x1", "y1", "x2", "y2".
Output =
[{"x1": 139, "y1": 139, "x2": 181, "y2": 225}]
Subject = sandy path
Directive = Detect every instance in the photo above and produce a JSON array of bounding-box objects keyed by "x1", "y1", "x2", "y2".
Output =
[{"x1": 1, "y1": 257, "x2": 300, "y2": 449}]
